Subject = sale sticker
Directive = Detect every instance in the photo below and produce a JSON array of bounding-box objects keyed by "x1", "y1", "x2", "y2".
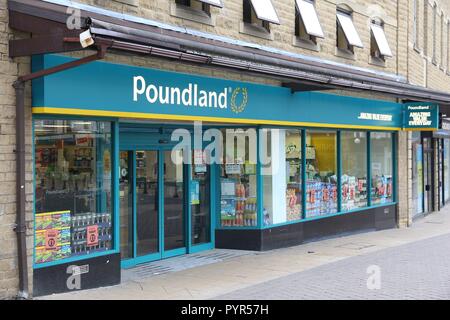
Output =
[
  {"x1": 45, "y1": 229, "x2": 59, "y2": 250},
  {"x1": 86, "y1": 225, "x2": 99, "y2": 246}
]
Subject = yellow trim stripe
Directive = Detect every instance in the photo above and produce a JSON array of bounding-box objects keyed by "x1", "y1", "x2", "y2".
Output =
[
  {"x1": 404, "y1": 128, "x2": 438, "y2": 131},
  {"x1": 33, "y1": 107, "x2": 402, "y2": 131}
]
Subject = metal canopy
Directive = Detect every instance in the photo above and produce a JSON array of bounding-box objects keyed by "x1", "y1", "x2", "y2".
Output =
[{"x1": 8, "y1": 0, "x2": 450, "y2": 105}]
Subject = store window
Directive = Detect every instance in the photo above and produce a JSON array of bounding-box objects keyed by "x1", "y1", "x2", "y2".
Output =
[
  {"x1": 34, "y1": 120, "x2": 113, "y2": 265},
  {"x1": 219, "y1": 128, "x2": 258, "y2": 227},
  {"x1": 261, "y1": 129, "x2": 302, "y2": 226},
  {"x1": 295, "y1": 0, "x2": 324, "y2": 44},
  {"x1": 370, "y1": 132, "x2": 393, "y2": 205},
  {"x1": 305, "y1": 130, "x2": 338, "y2": 218},
  {"x1": 341, "y1": 131, "x2": 368, "y2": 211}
]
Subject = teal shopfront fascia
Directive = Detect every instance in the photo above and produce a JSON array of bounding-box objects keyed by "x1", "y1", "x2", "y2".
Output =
[{"x1": 30, "y1": 54, "x2": 438, "y2": 296}]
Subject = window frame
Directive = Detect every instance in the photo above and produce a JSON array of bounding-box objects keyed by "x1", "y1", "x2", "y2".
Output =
[
  {"x1": 370, "y1": 20, "x2": 393, "y2": 61},
  {"x1": 336, "y1": 8, "x2": 363, "y2": 55}
]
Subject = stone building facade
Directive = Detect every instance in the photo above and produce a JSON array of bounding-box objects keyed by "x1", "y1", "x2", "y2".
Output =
[{"x1": 1, "y1": 0, "x2": 450, "y2": 299}]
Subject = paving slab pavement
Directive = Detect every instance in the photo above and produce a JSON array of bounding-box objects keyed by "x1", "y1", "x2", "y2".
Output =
[{"x1": 38, "y1": 209, "x2": 450, "y2": 300}]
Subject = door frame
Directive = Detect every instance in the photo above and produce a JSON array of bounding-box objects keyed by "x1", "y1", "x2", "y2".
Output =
[{"x1": 120, "y1": 144, "x2": 215, "y2": 269}]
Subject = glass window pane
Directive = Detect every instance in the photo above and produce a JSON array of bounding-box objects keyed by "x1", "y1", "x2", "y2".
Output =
[
  {"x1": 191, "y1": 150, "x2": 211, "y2": 244},
  {"x1": 341, "y1": 131, "x2": 368, "y2": 211},
  {"x1": 371, "y1": 24, "x2": 393, "y2": 57},
  {"x1": 119, "y1": 151, "x2": 133, "y2": 259},
  {"x1": 262, "y1": 129, "x2": 302, "y2": 226},
  {"x1": 306, "y1": 130, "x2": 338, "y2": 218},
  {"x1": 34, "y1": 120, "x2": 113, "y2": 265},
  {"x1": 370, "y1": 132, "x2": 393, "y2": 205},
  {"x1": 199, "y1": 0, "x2": 223, "y2": 7},
  {"x1": 164, "y1": 150, "x2": 185, "y2": 251},
  {"x1": 337, "y1": 12, "x2": 364, "y2": 48},
  {"x1": 296, "y1": 0, "x2": 324, "y2": 38},
  {"x1": 411, "y1": 132, "x2": 424, "y2": 215},
  {"x1": 250, "y1": 0, "x2": 280, "y2": 24},
  {"x1": 220, "y1": 128, "x2": 258, "y2": 227}
]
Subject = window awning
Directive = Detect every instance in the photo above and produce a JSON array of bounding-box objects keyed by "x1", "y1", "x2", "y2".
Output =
[
  {"x1": 198, "y1": 0, "x2": 223, "y2": 8},
  {"x1": 8, "y1": 0, "x2": 450, "y2": 105},
  {"x1": 295, "y1": 0, "x2": 324, "y2": 38},
  {"x1": 337, "y1": 12, "x2": 364, "y2": 48},
  {"x1": 249, "y1": 0, "x2": 280, "y2": 25},
  {"x1": 371, "y1": 24, "x2": 393, "y2": 57}
]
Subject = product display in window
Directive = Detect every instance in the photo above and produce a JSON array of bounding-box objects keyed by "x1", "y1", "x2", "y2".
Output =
[
  {"x1": 220, "y1": 174, "x2": 257, "y2": 227},
  {"x1": 34, "y1": 120, "x2": 113, "y2": 265},
  {"x1": 371, "y1": 132, "x2": 393, "y2": 205},
  {"x1": 341, "y1": 175, "x2": 367, "y2": 211},
  {"x1": 341, "y1": 131, "x2": 368, "y2": 210},
  {"x1": 305, "y1": 130, "x2": 338, "y2": 218}
]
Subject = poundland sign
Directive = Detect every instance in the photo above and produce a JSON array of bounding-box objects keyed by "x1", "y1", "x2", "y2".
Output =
[
  {"x1": 133, "y1": 76, "x2": 249, "y2": 114},
  {"x1": 403, "y1": 103, "x2": 439, "y2": 130}
]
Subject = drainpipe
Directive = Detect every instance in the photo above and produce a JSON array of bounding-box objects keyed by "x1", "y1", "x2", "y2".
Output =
[{"x1": 12, "y1": 43, "x2": 109, "y2": 299}]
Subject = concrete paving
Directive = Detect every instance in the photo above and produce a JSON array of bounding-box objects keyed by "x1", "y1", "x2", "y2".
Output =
[{"x1": 39, "y1": 209, "x2": 450, "y2": 300}]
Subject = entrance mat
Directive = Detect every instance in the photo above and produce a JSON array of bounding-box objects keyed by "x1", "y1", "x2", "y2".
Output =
[{"x1": 122, "y1": 249, "x2": 255, "y2": 281}]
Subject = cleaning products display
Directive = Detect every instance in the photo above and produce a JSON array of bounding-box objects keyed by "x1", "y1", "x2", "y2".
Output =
[{"x1": 220, "y1": 179, "x2": 257, "y2": 227}]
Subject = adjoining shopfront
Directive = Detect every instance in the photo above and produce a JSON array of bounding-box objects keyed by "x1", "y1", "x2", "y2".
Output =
[{"x1": 31, "y1": 54, "x2": 439, "y2": 296}]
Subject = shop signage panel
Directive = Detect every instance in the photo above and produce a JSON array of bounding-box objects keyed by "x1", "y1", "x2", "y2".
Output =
[
  {"x1": 32, "y1": 54, "x2": 404, "y2": 130},
  {"x1": 403, "y1": 103, "x2": 439, "y2": 131}
]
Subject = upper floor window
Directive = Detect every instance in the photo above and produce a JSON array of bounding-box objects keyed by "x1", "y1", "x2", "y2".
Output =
[
  {"x1": 441, "y1": 11, "x2": 445, "y2": 67},
  {"x1": 295, "y1": 0, "x2": 324, "y2": 44},
  {"x1": 370, "y1": 20, "x2": 392, "y2": 60},
  {"x1": 336, "y1": 7, "x2": 363, "y2": 54},
  {"x1": 243, "y1": 0, "x2": 280, "y2": 33}
]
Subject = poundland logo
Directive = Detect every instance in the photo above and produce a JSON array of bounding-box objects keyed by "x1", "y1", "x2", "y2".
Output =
[{"x1": 133, "y1": 76, "x2": 248, "y2": 113}]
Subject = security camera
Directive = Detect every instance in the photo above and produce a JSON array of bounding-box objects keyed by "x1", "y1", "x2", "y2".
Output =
[{"x1": 79, "y1": 29, "x2": 94, "y2": 48}]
